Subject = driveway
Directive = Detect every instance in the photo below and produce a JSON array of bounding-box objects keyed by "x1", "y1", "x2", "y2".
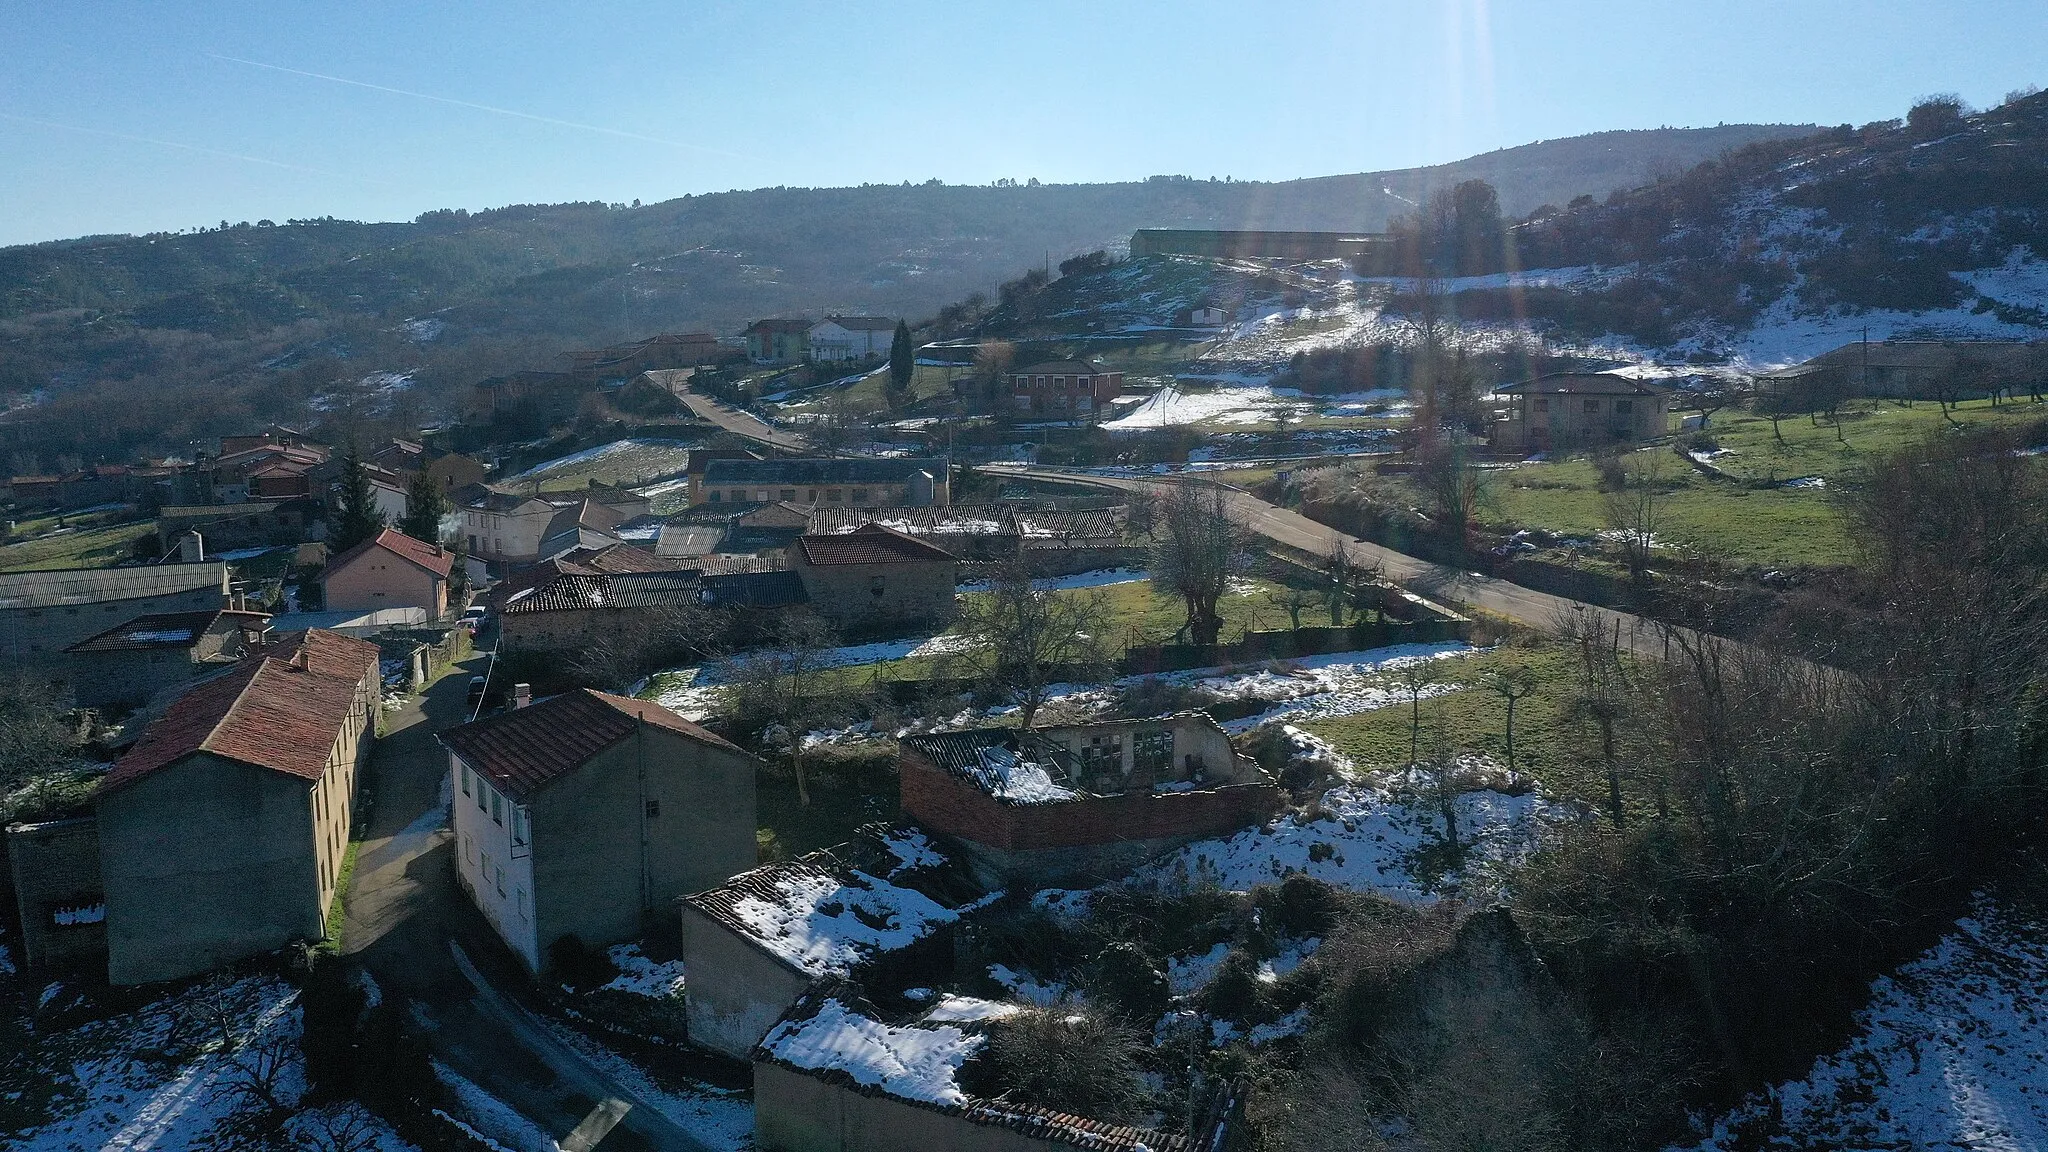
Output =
[
  {"x1": 345, "y1": 654, "x2": 718, "y2": 1152},
  {"x1": 674, "y1": 387, "x2": 811, "y2": 454},
  {"x1": 982, "y1": 465, "x2": 1689, "y2": 660}
]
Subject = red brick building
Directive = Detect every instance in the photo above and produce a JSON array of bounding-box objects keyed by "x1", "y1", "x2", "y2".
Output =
[
  {"x1": 898, "y1": 713, "x2": 1280, "y2": 887},
  {"x1": 1005, "y1": 359, "x2": 1124, "y2": 418}
]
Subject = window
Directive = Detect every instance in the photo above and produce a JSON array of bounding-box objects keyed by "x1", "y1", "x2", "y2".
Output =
[
  {"x1": 1614, "y1": 399, "x2": 1634, "y2": 414},
  {"x1": 1534, "y1": 397, "x2": 1549, "y2": 411},
  {"x1": 495, "y1": 865, "x2": 505, "y2": 896},
  {"x1": 461, "y1": 766, "x2": 470, "y2": 796},
  {"x1": 517, "y1": 887, "x2": 528, "y2": 920},
  {"x1": 852, "y1": 488, "x2": 871, "y2": 502},
  {"x1": 780, "y1": 489, "x2": 797, "y2": 502},
  {"x1": 476, "y1": 782, "x2": 487, "y2": 811},
  {"x1": 709, "y1": 490, "x2": 722, "y2": 503},
  {"x1": 1133, "y1": 729, "x2": 1173, "y2": 776},
  {"x1": 807, "y1": 488, "x2": 817, "y2": 501},
  {"x1": 491, "y1": 792, "x2": 502, "y2": 825},
  {"x1": 870, "y1": 575, "x2": 885, "y2": 597},
  {"x1": 1584, "y1": 398, "x2": 1601, "y2": 412},
  {"x1": 826, "y1": 488, "x2": 843, "y2": 502},
  {"x1": 644, "y1": 799, "x2": 661, "y2": 819}
]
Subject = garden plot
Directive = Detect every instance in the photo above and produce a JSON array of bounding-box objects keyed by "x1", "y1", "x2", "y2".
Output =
[
  {"x1": 1166, "y1": 642, "x2": 1477, "y2": 731},
  {"x1": 4, "y1": 975, "x2": 415, "y2": 1152},
  {"x1": 1130, "y1": 762, "x2": 1562, "y2": 901},
  {"x1": 1680, "y1": 895, "x2": 2048, "y2": 1152},
  {"x1": 649, "y1": 633, "x2": 981, "y2": 719}
]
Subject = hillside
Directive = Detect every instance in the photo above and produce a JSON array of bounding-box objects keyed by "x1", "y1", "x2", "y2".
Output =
[{"x1": 0, "y1": 124, "x2": 1808, "y2": 465}]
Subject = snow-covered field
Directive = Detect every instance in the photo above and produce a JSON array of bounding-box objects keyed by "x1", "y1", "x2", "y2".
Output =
[
  {"x1": 1131, "y1": 763, "x2": 1561, "y2": 900},
  {"x1": 5, "y1": 976, "x2": 417, "y2": 1152},
  {"x1": 1680, "y1": 896, "x2": 2048, "y2": 1152}
]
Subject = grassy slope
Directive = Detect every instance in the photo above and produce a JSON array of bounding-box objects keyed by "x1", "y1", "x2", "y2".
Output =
[
  {"x1": 0, "y1": 520, "x2": 154, "y2": 572},
  {"x1": 1489, "y1": 396, "x2": 2048, "y2": 567}
]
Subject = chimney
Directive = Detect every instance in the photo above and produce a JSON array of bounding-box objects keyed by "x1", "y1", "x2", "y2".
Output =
[
  {"x1": 178, "y1": 529, "x2": 205, "y2": 563},
  {"x1": 513, "y1": 683, "x2": 532, "y2": 709}
]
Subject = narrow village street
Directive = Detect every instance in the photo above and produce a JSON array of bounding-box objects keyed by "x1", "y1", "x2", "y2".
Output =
[{"x1": 343, "y1": 649, "x2": 716, "y2": 1152}]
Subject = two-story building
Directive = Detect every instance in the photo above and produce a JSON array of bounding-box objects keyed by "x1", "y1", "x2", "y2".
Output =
[
  {"x1": 807, "y1": 317, "x2": 896, "y2": 363},
  {"x1": 0, "y1": 562, "x2": 231, "y2": 663},
  {"x1": 96, "y1": 629, "x2": 380, "y2": 984},
  {"x1": 1491, "y1": 373, "x2": 1673, "y2": 452},
  {"x1": 1006, "y1": 359, "x2": 1125, "y2": 418},
  {"x1": 440, "y1": 689, "x2": 759, "y2": 974},
  {"x1": 745, "y1": 318, "x2": 811, "y2": 364}
]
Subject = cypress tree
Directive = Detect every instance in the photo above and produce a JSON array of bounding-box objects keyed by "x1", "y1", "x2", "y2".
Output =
[
  {"x1": 332, "y1": 446, "x2": 385, "y2": 551},
  {"x1": 399, "y1": 467, "x2": 448, "y2": 543},
  {"x1": 889, "y1": 320, "x2": 914, "y2": 391}
]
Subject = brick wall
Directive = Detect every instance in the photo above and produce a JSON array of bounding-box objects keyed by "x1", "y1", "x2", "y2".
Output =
[{"x1": 899, "y1": 756, "x2": 1281, "y2": 874}]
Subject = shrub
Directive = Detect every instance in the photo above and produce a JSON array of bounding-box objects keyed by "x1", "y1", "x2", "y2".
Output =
[
  {"x1": 960, "y1": 1009, "x2": 1147, "y2": 1122},
  {"x1": 1086, "y1": 941, "x2": 1170, "y2": 1022}
]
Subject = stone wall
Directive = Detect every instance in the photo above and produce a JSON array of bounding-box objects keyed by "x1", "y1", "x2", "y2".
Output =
[
  {"x1": 4, "y1": 816, "x2": 106, "y2": 972},
  {"x1": 679, "y1": 903, "x2": 815, "y2": 1060},
  {"x1": 754, "y1": 1062, "x2": 1079, "y2": 1152}
]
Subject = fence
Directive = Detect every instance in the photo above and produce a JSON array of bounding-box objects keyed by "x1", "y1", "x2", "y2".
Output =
[{"x1": 1123, "y1": 616, "x2": 1470, "y2": 676}]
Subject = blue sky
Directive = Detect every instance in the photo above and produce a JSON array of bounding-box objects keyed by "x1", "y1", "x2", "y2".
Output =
[{"x1": 2, "y1": 0, "x2": 2042, "y2": 247}]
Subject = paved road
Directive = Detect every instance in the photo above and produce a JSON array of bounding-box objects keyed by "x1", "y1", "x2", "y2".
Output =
[
  {"x1": 983, "y1": 464, "x2": 1684, "y2": 660},
  {"x1": 674, "y1": 388, "x2": 811, "y2": 454},
  {"x1": 345, "y1": 657, "x2": 715, "y2": 1152}
]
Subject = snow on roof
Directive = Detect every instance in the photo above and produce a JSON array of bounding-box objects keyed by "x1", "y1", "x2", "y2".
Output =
[
  {"x1": 975, "y1": 745, "x2": 1082, "y2": 804},
  {"x1": 713, "y1": 867, "x2": 961, "y2": 979},
  {"x1": 761, "y1": 997, "x2": 982, "y2": 1106},
  {"x1": 923, "y1": 994, "x2": 1022, "y2": 1025}
]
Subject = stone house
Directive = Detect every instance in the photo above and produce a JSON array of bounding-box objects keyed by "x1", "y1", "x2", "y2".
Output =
[
  {"x1": 0, "y1": 561, "x2": 230, "y2": 663},
  {"x1": 787, "y1": 524, "x2": 957, "y2": 631},
  {"x1": 1754, "y1": 338, "x2": 2035, "y2": 401},
  {"x1": 440, "y1": 690, "x2": 758, "y2": 974},
  {"x1": 496, "y1": 570, "x2": 704, "y2": 657},
  {"x1": 154, "y1": 498, "x2": 326, "y2": 554},
  {"x1": 745, "y1": 318, "x2": 811, "y2": 364},
  {"x1": 96, "y1": 629, "x2": 380, "y2": 985},
  {"x1": 698, "y1": 457, "x2": 950, "y2": 509},
  {"x1": 807, "y1": 317, "x2": 896, "y2": 363},
  {"x1": 367, "y1": 439, "x2": 488, "y2": 495},
  {"x1": 322, "y1": 528, "x2": 454, "y2": 618},
  {"x1": 679, "y1": 826, "x2": 986, "y2": 1060},
  {"x1": 1491, "y1": 373, "x2": 1672, "y2": 452},
  {"x1": 1005, "y1": 359, "x2": 1125, "y2": 418},
  {"x1": 456, "y1": 486, "x2": 621, "y2": 566},
  {"x1": 899, "y1": 713, "x2": 1281, "y2": 887},
  {"x1": 64, "y1": 608, "x2": 273, "y2": 710}
]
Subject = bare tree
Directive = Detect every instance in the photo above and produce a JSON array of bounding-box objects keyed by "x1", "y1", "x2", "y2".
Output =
[
  {"x1": 1151, "y1": 483, "x2": 1250, "y2": 647},
  {"x1": 1396, "y1": 659, "x2": 1439, "y2": 767},
  {"x1": 957, "y1": 560, "x2": 1115, "y2": 727},
  {"x1": 1690, "y1": 381, "x2": 1740, "y2": 429},
  {"x1": 1560, "y1": 610, "x2": 1633, "y2": 829},
  {"x1": 1412, "y1": 439, "x2": 1488, "y2": 556},
  {"x1": 1267, "y1": 582, "x2": 1318, "y2": 630},
  {"x1": 1601, "y1": 452, "x2": 1665, "y2": 582},
  {"x1": 302, "y1": 1105, "x2": 384, "y2": 1152},
  {"x1": 1487, "y1": 665, "x2": 1537, "y2": 773}
]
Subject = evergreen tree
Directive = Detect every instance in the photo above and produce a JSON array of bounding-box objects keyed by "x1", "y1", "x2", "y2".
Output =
[
  {"x1": 399, "y1": 468, "x2": 448, "y2": 543},
  {"x1": 889, "y1": 320, "x2": 914, "y2": 392},
  {"x1": 332, "y1": 446, "x2": 385, "y2": 551}
]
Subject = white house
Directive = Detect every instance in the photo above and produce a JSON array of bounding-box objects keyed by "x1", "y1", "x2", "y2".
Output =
[
  {"x1": 807, "y1": 317, "x2": 896, "y2": 363},
  {"x1": 1190, "y1": 306, "x2": 1229, "y2": 326},
  {"x1": 440, "y1": 687, "x2": 759, "y2": 974}
]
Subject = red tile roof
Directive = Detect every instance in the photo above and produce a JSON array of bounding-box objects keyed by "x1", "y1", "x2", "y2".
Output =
[
  {"x1": 325, "y1": 527, "x2": 455, "y2": 580},
  {"x1": 102, "y1": 631, "x2": 378, "y2": 793},
  {"x1": 794, "y1": 523, "x2": 956, "y2": 566},
  {"x1": 258, "y1": 628, "x2": 383, "y2": 682},
  {"x1": 439, "y1": 690, "x2": 741, "y2": 801}
]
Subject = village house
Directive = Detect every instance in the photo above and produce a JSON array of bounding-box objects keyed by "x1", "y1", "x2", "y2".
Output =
[
  {"x1": 679, "y1": 825, "x2": 987, "y2": 1060},
  {"x1": 899, "y1": 713, "x2": 1281, "y2": 888},
  {"x1": 805, "y1": 505, "x2": 1127, "y2": 569},
  {"x1": 64, "y1": 608, "x2": 272, "y2": 710},
  {"x1": 745, "y1": 318, "x2": 811, "y2": 364},
  {"x1": 1491, "y1": 372, "x2": 1673, "y2": 452},
  {"x1": 465, "y1": 369, "x2": 583, "y2": 423},
  {"x1": 807, "y1": 316, "x2": 896, "y2": 363},
  {"x1": 698, "y1": 457, "x2": 950, "y2": 509},
  {"x1": 456, "y1": 486, "x2": 628, "y2": 566},
  {"x1": 0, "y1": 561, "x2": 230, "y2": 661},
  {"x1": 754, "y1": 986, "x2": 1208, "y2": 1152},
  {"x1": 5, "y1": 813, "x2": 106, "y2": 973},
  {"x1": 154, "y1": 498, "x2": 326, "y2": 554},
  {"x1": 366, "y1": 439, "x2": 488, "y2": 496},
  {"x1": 538, "y1": 497, "x2": 628, "y2": 559},
  {"x1": 496, "y1": 569, "x2": 703, "y2": 657},
  {"x1": 788, "y1": 523, "x2": 958, "y2": 631},
  {"x1": 197, "y1": 442, "x2": 330, "y2": 504},
  {"x1": 440, "y1": 689, "x2": 758, "y2": 974},
  {"x1": 321, "y1": 527, "x2": 455, "y2": 619},
  {"x1": 96, "y1": 629, "x2": 380, "y2": 984},
  {"x1": 1005, "y1": 359, "x2": 1125, "y2": 418}
]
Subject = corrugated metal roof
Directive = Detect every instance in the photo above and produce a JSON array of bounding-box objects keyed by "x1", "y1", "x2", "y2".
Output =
[
  {"x1": 66, "y1": 608, "x2": 269, "y2": 653},
  {"x1": 700, "y1": 569, "x2": 807, "y2": 607},
  {"x1": 440, "y1": 690, "x2": 739, "y2": 800},
  {"x1": 500, "y1": 571, "x2": 702, "y2": 614},
  {"x1": 0, "y1": 562, "x2": 228, "y2": 610},
  {"x1": 899, "y1": 728, "x2": 1082, "y2": 803}
]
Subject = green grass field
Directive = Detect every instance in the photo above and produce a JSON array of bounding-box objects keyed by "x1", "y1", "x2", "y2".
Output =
[
  {"x1": 1487, "y1": 395, "x2": 2048, "y2": 568},
  {"x1": 0, "y1": 520, "x2": 154, "y2": 572}
]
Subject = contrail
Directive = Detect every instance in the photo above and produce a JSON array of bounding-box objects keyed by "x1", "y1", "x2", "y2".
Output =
[
  {"x1": 208, "y1": 53, "x2": 756, "y2": 161},
  {"x1": 0, "y1": 110, "x2": 400, "y2": 185}
]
